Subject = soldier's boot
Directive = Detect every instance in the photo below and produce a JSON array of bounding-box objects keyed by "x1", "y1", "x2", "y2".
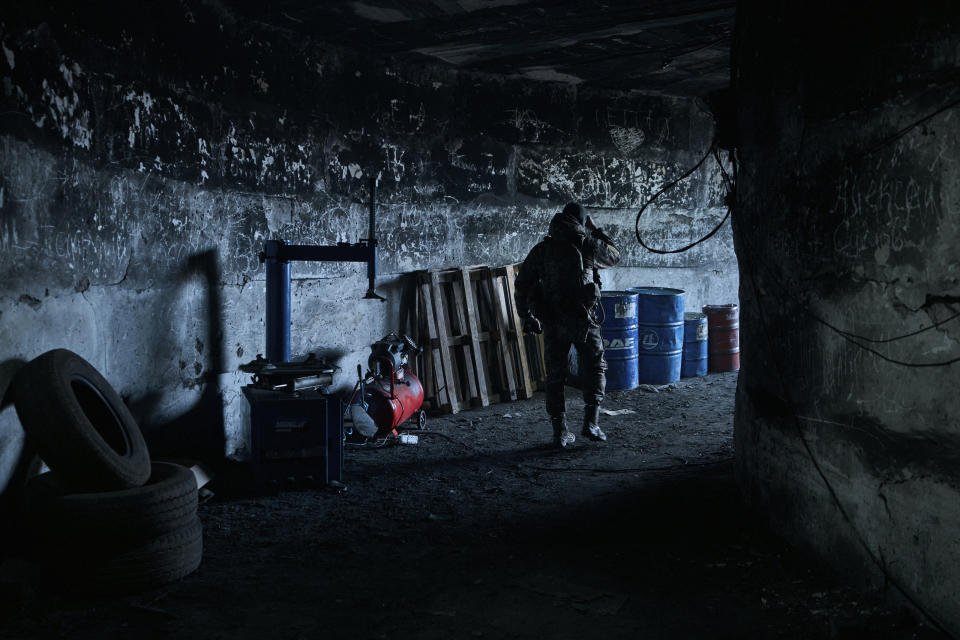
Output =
[
  {"x1": 582, "y1": 405, "x2": 606, "y2": 441},
  {"x1": 551, "y1": 415, "x2": 576, "y2": 449}
]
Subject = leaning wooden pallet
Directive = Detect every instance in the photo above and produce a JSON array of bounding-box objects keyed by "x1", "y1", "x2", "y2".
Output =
[
  {"x1": 433, "y1": 267, "x2": 485, "y2": 412},
  {"x1": 455, "y1": 267, "x2": 492, "y2": 407},
  {"x1": 428, "y1": 269, "x2": 462, "y2": 413},
  {"x1": 469, "y1": 267, "x2": 512, "y2": 403},
  {"x1": 447, "y1": 271, "x2": 480, "y2": 405},
  {"x1": 414, "y1": 263, "x2": 546, "y2": 412},
  {"x1": 484, "y1": 264, "x2": 543, "y2": 402},
  {"x1": 502, "y1": 263, "x2": 535, "y2": 399},
  {"x1": 415, "y1": 267, "x2": 487, "y2": 413},
  {"x1": 485, "y1": 267, "x2": 518, "y2": 401},
  {"x1": 504, "y1": 261, "x2": 548, "y2": 392},
  {"x1": 531, "y1": 332, "x2": 547, "y2": 390},
  {"x1": 483, "y1": 268, "x2": 514, "y2": 400},
  {"x1": 415, "y1": 272, "x2": 453, "y2": 413}
]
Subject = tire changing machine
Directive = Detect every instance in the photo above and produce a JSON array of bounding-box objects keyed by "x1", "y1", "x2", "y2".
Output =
[{"x1": 240, "y1": 180, "x2": 385, "y2": 490}]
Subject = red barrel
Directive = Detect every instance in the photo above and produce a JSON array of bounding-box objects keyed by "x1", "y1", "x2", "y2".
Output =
[{"x1": 702, "y1": 304, "x2": 740, "y2": 372}]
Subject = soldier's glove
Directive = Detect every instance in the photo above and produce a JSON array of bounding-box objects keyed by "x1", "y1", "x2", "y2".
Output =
[
  {"x1": 584, "y1": 214, "x2": 597, "y2": 231},
  {"x1": 522, "y1": 314, "x2": 543, "y2": 335}
]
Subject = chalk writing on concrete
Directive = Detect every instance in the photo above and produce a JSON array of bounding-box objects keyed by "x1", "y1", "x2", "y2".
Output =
[
  {"x1": 503, "y1": 108, "x2": 566, "y2": 144},
  {"x1": 517, "y1": 149, "x2": 719, "y2": 209},
  {"x1": 831, "y1": 173, "x2": 939, "y2": 261}
]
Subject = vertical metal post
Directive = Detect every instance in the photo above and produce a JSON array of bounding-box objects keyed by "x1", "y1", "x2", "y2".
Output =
[
  {"x1": 365, "y1": 176, "x2": 380, "y2": 299},
  {"x1": 264, "y1": 240, "x2": 291, "y2": 363},
  {"x1": 368, "y1": 176, "x2": 376, "y2": 244}
]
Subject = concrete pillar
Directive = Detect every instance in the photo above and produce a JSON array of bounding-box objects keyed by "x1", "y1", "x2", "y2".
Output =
[{"x1": 733, "y1": 2, "x2": 960, "y2": 632}]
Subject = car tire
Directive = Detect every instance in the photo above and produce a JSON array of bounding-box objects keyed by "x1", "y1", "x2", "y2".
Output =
[
  {"x1": 23, "y1": 462, "x2": 198, "y2": 544},
  {"x1": 55, "y1": 516, "x2": 204, "y2": 594},
  {"x1": 12, "y1": 349, "x2": 151, "y2": 490}
]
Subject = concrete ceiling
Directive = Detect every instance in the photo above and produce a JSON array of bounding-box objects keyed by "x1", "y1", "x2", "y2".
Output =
[{"x1": 224, "y1": 0, "x2": 735, "y2": 97}]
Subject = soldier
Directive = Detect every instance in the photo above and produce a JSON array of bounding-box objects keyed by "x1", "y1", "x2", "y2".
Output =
[{"x1": 515, "y1": 202, "x2": 621, "y2": 448}]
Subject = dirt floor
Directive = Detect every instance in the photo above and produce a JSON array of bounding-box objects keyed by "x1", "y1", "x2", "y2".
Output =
[{"x1": 0, "y1": 371, "x2": 947, "y2": 639}]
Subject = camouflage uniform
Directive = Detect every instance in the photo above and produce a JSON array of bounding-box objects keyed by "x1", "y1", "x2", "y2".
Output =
[{"x1": 515, "y1": 203, "x2": 620, "y2": 446}]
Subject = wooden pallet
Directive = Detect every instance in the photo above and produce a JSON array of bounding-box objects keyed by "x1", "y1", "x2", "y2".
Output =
[
  {"x1": 489, "y1": 264, "x2": 533, "y2": 401},
  {"x1": 526, "y1": 331, "x2": 548, "y2": 392},
  {"x1": 414, "y1": 263, "x2": 545, "y2": 414}
]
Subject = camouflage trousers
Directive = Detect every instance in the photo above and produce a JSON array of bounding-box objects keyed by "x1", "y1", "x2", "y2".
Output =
[{"x1": 542, "y1": 322, "x2": 607, "y2": 417}]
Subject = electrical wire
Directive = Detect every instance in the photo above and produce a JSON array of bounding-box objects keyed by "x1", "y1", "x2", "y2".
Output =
[
  {"x1": 634, "y1": 144, "x2": 732, "y2": 254},
  {"x1": 738, "y1": 235, "x2": 955, "y2": 637},
  {"x1": 719, "y1": 136, "x2": 959, "y2": 365},
  {"x1": 782, "y1": 93, "x2": 960, "y2": 358},
  {"x1": 730, "y1": 107, "x2": 955, "y2": 621},
  {"x1": 633, "y1": 131, "x2": 925, "y2": 360},
  {"x1": 832, "y1": 311, "x2": 960, "y2": 344},
  {"x1": 754, "y1": 269, "x2": 960, "y2": 367},
  {"x1": 344, "y1": 437, "x2": 395, "y2": 448},
  {"x1": 524, "y1": 458, "x2": 732, "y2": 473},
  {"x1": 714, "y1": 146, "x2": 734, "y2": 191},
  {"x1": 765, "y1": 275, "x2": 959, "y2": 366},
  {"x1": 699, "y1": 132, "x2": 956, "y2": 629},
  {"x1": 815, "y1": 317, "x2": 960, "y2": 368},
  {"x1": 712, "y1": 137, "x2": 958, "y2": 364},
  {"x1": 740, "y1": 226, "x2": 960, "y2": 367},
  {"x1": 706, "y1": 72, "x2": 960, "y2": 634},
  {"x1": 867, "y1": 96, "x2": 960, "y2": 155},
  {"x1": 406, "y1": 430, "x2": 476, "y2": 451}
]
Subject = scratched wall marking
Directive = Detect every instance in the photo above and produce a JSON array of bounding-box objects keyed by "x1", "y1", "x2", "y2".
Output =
[{"x1": 830, "y1": 171, "x2": 940, "y2": 262}]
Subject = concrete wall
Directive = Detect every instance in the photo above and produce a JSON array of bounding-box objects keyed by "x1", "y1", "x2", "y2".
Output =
[
  {"x1": 733, "y1": 2, "x2": 960, "y2": 633},
  {"x1": 0, "y1": 2, "x2": 736, "y2": 493}
]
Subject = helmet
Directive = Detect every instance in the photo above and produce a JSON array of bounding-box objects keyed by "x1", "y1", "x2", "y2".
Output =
[{"x1": 562, "y1": 202, "x2": 586, "y2": 226}]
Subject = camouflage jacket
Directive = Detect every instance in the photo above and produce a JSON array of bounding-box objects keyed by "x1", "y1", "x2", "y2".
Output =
[{"x1": 514, "y1": 210, "x2": 620, "y2": 327}]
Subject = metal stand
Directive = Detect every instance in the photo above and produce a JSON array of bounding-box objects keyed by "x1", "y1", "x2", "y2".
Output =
[
  {"x1": 243, "y1": 177, "x2": 385, "y2": 490},
  {"x1": 260, "y1": 176, "x2": 386, "y2": 363}
]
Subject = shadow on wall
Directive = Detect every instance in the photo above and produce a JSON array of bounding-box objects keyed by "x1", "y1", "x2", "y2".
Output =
[
  {"x1": 129, "y1": 249, "x2": 227, "y2": 469},
  {"x1": 0, "y1": 359, "x2": 43, "y2": 551},
  {"x1": 398, "y1": 272, "x2": 419, "y2": 338}
]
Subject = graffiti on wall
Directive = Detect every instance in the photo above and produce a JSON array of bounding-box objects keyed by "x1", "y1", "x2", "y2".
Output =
[
  {"x1": 0, "y1": 15, "x2": 732, "y2": 293},
  {"x1": 830, "y1": 172, "x2": 940, "y2": 264}
]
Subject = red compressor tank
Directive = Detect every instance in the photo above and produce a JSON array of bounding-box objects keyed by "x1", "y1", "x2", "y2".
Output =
[{"x1": 362, "y1": 334, "x2": 425, "y2": 438}]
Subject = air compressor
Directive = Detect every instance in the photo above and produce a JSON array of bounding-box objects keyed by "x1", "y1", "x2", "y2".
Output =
[{"x1": 347, "y1": 333, "x2": 426, "y2": 440}]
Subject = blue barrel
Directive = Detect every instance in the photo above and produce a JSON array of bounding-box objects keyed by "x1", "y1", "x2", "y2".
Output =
[
  {"x1": 630, "y1": 287, "x2": 685, "y2": 384},
  {"x1": 598, "y1": 291, "x2": 639, "y2": 390},
  {"x1": 681, "y1": 312, "x2": 708, "y2": 377}
]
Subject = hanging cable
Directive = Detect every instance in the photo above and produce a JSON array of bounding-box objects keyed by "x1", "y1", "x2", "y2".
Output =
[
  {"x1": 751, "y1": 260, "x2": 960, "y2": 367},
  {"x1": 634, "y1": 144, "x2": 732, "y2": 254},
  {"x1": 867, "y1": 95, "x2": 960, "y2": 154},
  {"x1": 635, "y1": 92, "x2": 958, "y2": 356},
  {"x1": 724, "y1": 45, "x2": 959, "y2": 637},
  {"x1": 738, "y1": 234, "x2": 956, "y2": 638},
  {"x1": 741, "y1": 230, "x2": 960, "y2": 368},
  {"x1": 814, "y1": 315, "x2": 960, "y2": 368},
  {"x1": 829, "y1": 310, "x2": 960, "y2": 344},
  {"x1": 714, "y1": 146, "x2": 734, "y2": 190},
  {"x1": 724, "y1": 134, "x2": 958, "y2": 365},
  {"x1": 523, "y1": 458, "x2": 732, "y2": 474}
]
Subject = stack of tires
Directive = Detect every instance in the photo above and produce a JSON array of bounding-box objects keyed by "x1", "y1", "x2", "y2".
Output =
[{"x1": 10, "y1": 349, "x2": 202, "y2": 593}]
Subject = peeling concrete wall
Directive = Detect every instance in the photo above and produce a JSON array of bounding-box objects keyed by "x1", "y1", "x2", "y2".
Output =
[
  {"x1": 733, "y1": 2, "x2": 960, "y2": 633},
  {"x1": 0, "y1": 1, "x2": 736, "y2": 490}
]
